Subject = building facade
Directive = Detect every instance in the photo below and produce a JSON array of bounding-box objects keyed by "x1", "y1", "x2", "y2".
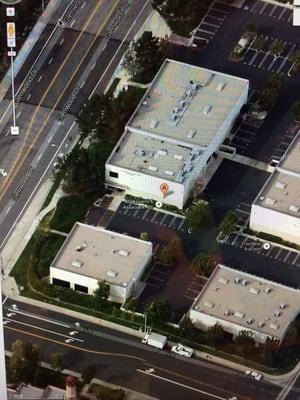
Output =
[{"x1": 106, "y1": 59, "x2": 249, "y2": 209}]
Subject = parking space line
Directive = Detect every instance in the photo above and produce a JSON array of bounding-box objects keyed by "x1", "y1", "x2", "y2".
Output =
[
  {"x1": 267, "y1": 57, "x2": 277, "y2": 71},
  {"x1": 234, "y1": 136, "x2": 252, "y2": 144},
  {"x1": 184, "y1": 294, "x2": 195, "y2": 300},
  {"x1": 278, "y1": 8, "x2": 286, "y2": 19},
  {"x1": 292, "y1": 253, "x2": 300, "y2": 265},
  {"x1": 269, "y1": 4, "x2": 277, "y2": 17},
  {"x1": 258, "y1": 52, "x2": 270, "y2": 68},
  {"x1": 197, "y1": 28, "x2": 215, "y2": 35},
  {"x1": 177, "y1": 219, "x2": 185, "y2": 230},
  {"x1": 168, "y1": 216, "x2": 177, "y2": 228},
  {"x1": 283, "y1": 251, "x2": 291, "y2": 263},
  {"x1": 249, "y1": 51, "x2": 259, "y2": 66},
  {"x1": 251, "y1": 0, "x2": 259, "y2": 12},
  {"x1": 266, "y1": 246, "x2": 273, "y2": 256},
  {"x1": 207, "y1": 15, "x2": 224, "y2": 21},
  {"x1": 231, "y1": 233, "x2": 239, "y2": 245},
  {"x1": 186, "y1": 288, "x2": 200, "y2": 294},
  {"x1": 275, "y1": 248, "x2": 282, "y2": 259},
  {"x1": 133, "y1": 208, "x2": 139, "y2": 218},
  {"x1": 142, "y1": 208, "x2": 150, "y2": 220},
  {"x1": 288, "y1": 13, "x2": 293, "y2": 22},
  {"x1": 146, "y1": 282, "x2": 160, "y2": 289},
  {"x1": 151, "y1": 211, "x2": 159, "y2": 223},
  {"x1": 259, "y1": 2, "x2": 268, "y2": 14},
  {"x1": 202, "y1": 21, "x2": 220, "y2": 28},
  {"x1": 150, "y1": 275, "x2": 165, "y2": 282},
  {"x1": 160, "y1": 213, "x2": 168, "y2": 225},
  {"x1": 123, "y1": 207, "x2": 128, "y2": 215}
]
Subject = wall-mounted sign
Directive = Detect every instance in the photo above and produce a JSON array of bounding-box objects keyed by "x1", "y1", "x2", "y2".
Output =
[{"x1": 160, "y1": 183, "x2": 169, "y2": 199}]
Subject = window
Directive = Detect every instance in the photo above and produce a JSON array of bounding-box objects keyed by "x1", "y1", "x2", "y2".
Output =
[
  {"x1": 74, "y1": 283, "x2": 88, "y2": 293},
  {"x1": 109, "y1": 171, "x2": 118, "y2": 179},
  {"x1": 52, "y1": 278, "x2": 70, "y2": 288}
]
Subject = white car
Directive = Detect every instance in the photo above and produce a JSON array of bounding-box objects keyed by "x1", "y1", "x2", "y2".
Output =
[
  {"x1": 65, "y1": 338, "x2": 74, "y2": 343},
  {"x1": 69, "y1": 331, "x2": 78, "y2": 336},
  {"x1": 245, "y1": 370, "x2": 252, "y2": 376},
  {"x1": 171, "y1": 343, "x2": 193, "y2": 358},
  {"x1": 251, "y1": 371, "x2": 262, "y2": 381},
  {"x1": 6, "y1": 313, "x2": 15, "y2": 317},
  {"x1": 11, "y1": 304, "x2": 18, "y2": 310}
]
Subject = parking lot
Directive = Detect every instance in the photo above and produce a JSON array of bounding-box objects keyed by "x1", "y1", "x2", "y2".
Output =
[
  {"x1": 244, "y1": 0, "x2": 293, "y2": 24},
  {"x1": 224, "y1": 232, "x2": 300, "y2": 268},
  {"x1": 192, "y1": 0, "x2": 232, "y2": 44},
  {"x1": 242, "y1": 35, "x2": 297, "y2": 77}
]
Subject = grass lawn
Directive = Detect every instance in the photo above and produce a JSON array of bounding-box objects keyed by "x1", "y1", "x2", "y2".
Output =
[
  {"x1": 89, "y1": 383, "x2": 125, "y2": 400},
  {"x1": 49, "y1": 195, "x2": 91, "y2": 233}
]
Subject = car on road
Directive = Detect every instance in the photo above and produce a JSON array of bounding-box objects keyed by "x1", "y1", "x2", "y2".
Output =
[
  {"x1": 6, "y1": 313, "x2": 15, "y2": 317},
  {"x1": 69, "y1": 331, "x2": 78, "y2": 336},
  {"x1": 171, "y1": 343, "x2": 193, "y2": 358},
  {"x1": 245, "y1": 370, "x2": 262, "y2": 380},
  {"x1": 65, "y1": 338, "x2": 74, "y2": 343},
  {"x1": 11, "y1": 304, "x2": 18, "y2": 310}
]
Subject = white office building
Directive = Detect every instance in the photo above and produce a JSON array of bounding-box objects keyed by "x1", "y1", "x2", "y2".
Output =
[
  {"x1": 189, "y1": 264, "x2": 300, "y2": 343},
  {"x1": 250, "y1": 133, "x2": 300, "y2": 245},
  {"x1": 106, "y1": 59, "x2": 249, "y2": 209},
  {"x1": 50, "y1": 223, "x2": 152, "y2": 303}
]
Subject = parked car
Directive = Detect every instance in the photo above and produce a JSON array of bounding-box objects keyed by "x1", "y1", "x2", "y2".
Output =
[
  {"x1": 171, "y1": 343, "x2": 193, "y2": 358},
  {"x1": 251, "y1": 371, "x2": 262, "y2": 381}
]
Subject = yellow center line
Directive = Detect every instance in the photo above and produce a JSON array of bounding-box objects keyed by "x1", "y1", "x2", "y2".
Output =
[
  {"x1": 0, "y1": 0, "x2": 121, "y2": 201},
  {"x1": 6, "y1": 325, "x2": 145, "y2": 362}
]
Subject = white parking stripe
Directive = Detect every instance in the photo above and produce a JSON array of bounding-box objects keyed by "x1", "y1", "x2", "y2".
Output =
[
  {"x1": 269, "y1": 5, "x2": 277, "y2": 17},
  {"x1": 133, "y1": 208, "x2": 139, "y2": 218},
  {"x1": 284, "y1": 251, "x2": 291, "y2": 262},
  {"x1": 292, "y1": 253, "x2": 300, "y2": 265},
  {"x1": 251, "y1": 0, "x2": 259, "y2": 12},
  {"x1": 151, "y1": 211, "x2": 159, "y2": 222},
  {"x1": 278, "y1": 8, "x2": 286, "y2": 19},
  {"x1": 258, "y1": 52, "x2": 270, "y2": 68},
  {"x1": 160, "y1": 213, "x2": 168, "y2": 224},
  {"x1": 231, "y1": 233, "x2": 239, "y2": 245},
  {"x1": 259, "y1": 2, "x2": 268, "y2": 14},
  {"x1": 275, "y1": 248, "x2": 282, "y2": 259},
  {"x1": 266, "y1": 246, "x2": 273, "y2": 256},
  {"x1": 249, "y1": 52, "x2": 259, "y2": 66},
  {"x1": 197, "y1": 28, "x2": 215, "y2": 35},
  {"x1": 202, "y1": 21, "x2": 220, "y2": 28},
  {"x1": 168, "y1": 216, "x2": 177, "y2": 227},
  {"x1": 288, "y1": 13, "x2": 293, "y2": 22},
  {"x1": 177, "y1": 219, "x2": 185, "y2": 230},
  {"x1": 207, "y1": 15, "x2": 224, "y2": 21},
  {"x1": 142, "y1": 208, "x2": 150, "y2": 220}
]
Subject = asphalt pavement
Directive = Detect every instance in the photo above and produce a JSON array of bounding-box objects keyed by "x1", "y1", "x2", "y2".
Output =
[{"x1": 2, "y1": 297, "x2": 281, "y2": 400}]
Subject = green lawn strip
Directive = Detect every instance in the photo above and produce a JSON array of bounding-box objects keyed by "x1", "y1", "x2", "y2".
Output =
[
  {"x1": 106, "y1": 77, "x2": 121, "y2": 97},
  {"x1": 40, "y1": 178, "x2": 61, "y2": 212},
  {"x1": 89, "y1": 382, "x2": 125, "y2": 400},
  {"x1": 49, "y1": 195, "x2": 91, "y2": 233}
]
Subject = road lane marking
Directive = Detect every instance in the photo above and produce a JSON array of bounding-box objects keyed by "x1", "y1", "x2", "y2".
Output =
[
  {"x1": 48, "y1": 57, "x2": 53, "y2": 65},
  {"x1": 26, "y1": 93, "x2": 31, "y2": 101},
  {"x1": 136, "y1": 369, "x2": 227, "y2": 399},
  {"x1": 37, "y1": 154, "x2": 42, "y2": 161},
  {"x1": 37, "y1": 75, "x2": 43, "y2": 83},
  {"x1": 5, "y1": 325, "x2": 145, "y2": 362},
  {"x1": 48, "y1": 136, "x2": 53, "y2": 143},
  {"x1": 7, "y1": 308, "x2": 71, "y2": 328},
  {"x1": 91, "y1": 62, "x2": 96, "y2": 70},
  {"x1": 16, "y1": 111, "x2": 22, "y2": 119},
  {"x1": 81, "y1": 1, "x2": 86, "y2": 9},
  {"x1": 4, "y1": 317, "x2": 84, "y2": 342},
  {"x1": 70, "y1": 19, "x2": 76, "y2": 28},
  {"x1": 0, "y1": 0, "x2": 120, "y2": 201},
  {"x1": 59, "y1": 38, "x2": 65, "y2": 46}
]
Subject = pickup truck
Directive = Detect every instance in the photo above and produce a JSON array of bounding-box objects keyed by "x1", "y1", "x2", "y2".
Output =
[
  {"x1": 171, "y1": 343, "x2": 193, "y2": 358},
  {"x1": 142, "y1": 333, "x2": 167, "y2": 349}
]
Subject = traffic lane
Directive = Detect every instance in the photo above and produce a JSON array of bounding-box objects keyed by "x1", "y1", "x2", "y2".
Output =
[{"x1": 3, "y1": 299, "x2": 281, "y2": 400}]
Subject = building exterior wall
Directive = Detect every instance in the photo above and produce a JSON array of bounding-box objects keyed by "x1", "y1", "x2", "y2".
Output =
[
  {"x1": 189, "y1": 309, "x2": 279, "y2": 343},
  {"x1": 250, "y1": 204, "x2": 300, "y2": 245},
  {"x1": 106, "y1": 164, "x2": 185, "y2": 209}
]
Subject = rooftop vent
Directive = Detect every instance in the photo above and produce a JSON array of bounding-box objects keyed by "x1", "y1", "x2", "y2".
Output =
[
  {"x1": 187, "y1": 129, "x2": 196, "y2": 139},
  {"x1": 270, "y1": 323, "x2": 279, "y2": 330},
  {"x1": 164, "y1": 170, "x2": 174, "y2": 176},
  {"x1": 149, "y1": 119, "x2": 159, "y2": 129},
  {"x1": 174, "y1": 154, "x2": 184, "y2": 161},
  {"x1": 258, "y1": 321, "x2": 265, "y2": 328},
  {"x1": 148, "y1": 165, "x2": 158, "y2": 172},
  {"x1": 241, "y1": 279, "x2": 248, "y2": 287},
  {"x1": 224, "y1": 310, "x2": 231, "y2": 316},
  {"x1": 234, "y1": 311, "x2": 245, "y2": 319},
  {"x1": 264, "y1": 287, "x2": 272, "y2": 294},
  {"x1": 280, "y1": 303, "x2": 286, "y2": 309},
  {"x1": 107, "y1": 270, "x2": 118, "y2": 278},
  {"x1": 204, "y1": 301, "x2": 214, "y2": 309},
  {"x1": 72, "y1": 260, "x2": 83, "y2": 268},
  {"x1": 274, "y1": 311, "x2": 281, "y2": 317},
  {"x1": 216, "y1": 82, "x2": 226, "y2": 92},
  {"x1": 259, "y1": 196, "x2": 265, "y2": 201},
  {"x1": 265, "y1": 198, "x2": 277, "y2": 206},
  {"x1": 247, "y1": 318, "x2": 253, "y2": 325},
  {"x1": 275, "y1": 181, "x2": 287, "y2": 190},
  {"x1": 76, "y1": 242, "x2": 87, "y2": 252},
  {"x1": 202, "y1": 104, "x2": 212, "y2": 114},
  {"x1": 117, "y1": 249, "x2": 130, "y2": 257},
  {"x1": 157, "y1": 149, "x2": 168, "y2": 156},
  {"x1": 234, "y1": 277, "x2": 241, "y2": 284},
  {"x1": 289, "y1": 204, "x2": 299, "y2": 213},
  {"x1": 218, "y1": 278, "x2": 229, "y2": 284},
  {"x1": 249, "y1": 287, "x2": 260, "y2": 295}
]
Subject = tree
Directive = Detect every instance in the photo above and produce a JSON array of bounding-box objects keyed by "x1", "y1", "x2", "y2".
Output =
[
  {"x1": 269, "y1": 40, "x2": 284, "y2": 56},
  {"x1": 219, "y1": 211, "x2": 238, "y2": 236},
  {"x1": 9, "y1": 340, "x2": 40, "y2": 384},
  {"x1": 94, "y1": 280, "x2": 110, "y2": 301},
  {"x1": 145, "y1": 298, "x2": 171, "y2": 325},
  {"x1": 123, "y1": 296, "x2": 138, "y2": 311},
  {"x1": 140, "y1": 232, "x2": 149, "y2": 241},
  {"x1": 157, "y1": 236, "x2": 183, "y2": 265},
  {"x1": 179, "y1": 316, "x2": 197, "y2": 338},
  {"x1": 185, "y1": 201, "x2": 211, "y2": 233},
  {"x1": 206, "y1": 323, "x2": 226, "y2": 347},
  {"x1": 259, "y1": 74, "x2": 284, "y2": 111},
  {"x1": 123, "y1": 31, "x2": 165, "y2": 83},
  {"x1": 252, "y1": 36, "x2": 267, "y2": 51},
  {"x1": 235, "y1": 330, "x2": 256, "y2": 358},
  {"x1": 292, "y1": 100, "x2": 300, "y2": 121},
  {"x1": 291, "y1": 49, "x2": 300, "y2": 64},
  {"x1": 50, "y1": 352, "x2": 65, "y2": 371},
  {"x1": 82, "y1": 364, "x2": 96, "y2": 384},
  {"x1": 191, "y1": 253, "x2": 216, "y2": 277}
]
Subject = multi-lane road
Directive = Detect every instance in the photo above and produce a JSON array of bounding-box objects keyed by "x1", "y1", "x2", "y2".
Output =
[
  {"x1": 0, "y1": 0, "x2": 152, "y2": 250},
  {"x1": 2, "y1": 297, "x2": 282, "y2": 400}
]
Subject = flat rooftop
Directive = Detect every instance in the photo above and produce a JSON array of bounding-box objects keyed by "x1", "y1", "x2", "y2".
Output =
[
  {"x1": 128, "y1": 59, "x2": 249, "y2": 148},
  {"x1": 254, "y1": 134, "x2": 300, "y2": 216},
  {"x1": 108, "y1": 128, "x2": 203, "y2": 182},
  {"x1": 192, "y1": 265, "x2": 300, "y2": 339},
  {"x1": 51, "y1": 223, "x2": 152, "y2": 287}
]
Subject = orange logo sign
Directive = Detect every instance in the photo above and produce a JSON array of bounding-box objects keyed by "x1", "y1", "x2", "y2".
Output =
[{"x1": 160, "y1": 183, "x2": 169, "y2": 198}]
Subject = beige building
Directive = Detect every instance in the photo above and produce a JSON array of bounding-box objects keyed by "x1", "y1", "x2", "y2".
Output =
[
  {"x1": 106, "y1": 59, "x2": 249, "y2": 209},
  {"x1": 189, "y1": 264, "x2": 300, "y2": 343},
  {"x1": 50, "y1": 223, "x2": 152, "y2": 303},
  {"x1": 250, "y1": 133, "x2": 300, "y2": 245}
]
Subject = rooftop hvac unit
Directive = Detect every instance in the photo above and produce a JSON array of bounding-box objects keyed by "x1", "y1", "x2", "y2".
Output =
[
  {"x1": 173, "y1": 107, "x2": 180, "y2": 114},
  {"x1": 170, "y1": 114, "x2": 179, "y2": 121},
  {"x1": 280, "y1": 303, "x2": 286, "y2": 309},
  {"x1": 247, "y1": 318, "x2": 253, "y2": 325},
  {"x1": 164, "y1": 170, "x2": 174, "y2": 176},
  {"x1": 202, "y1": 104, "x2": 212, "y2": 115},
  {"x1": 275, "y1": 181, "x2": 287, "y2": 190},
  {"x1": 234, "y1": 311, "x2": 245, "y2": 319},
  {"x1": 274, "y1": 311, "x2": 281, "y2": 317},
  {"x1": 76, "y1": 242, "x2": 87, "y2": 252},
  {"x1": 269, "y1": 323, "x2": 279, "y2": 330},
  {"x1": 259, "y1": 196, "x2": 265, "y2": 201},
  {"x1": 135, "y1": 149, "x2": 146, "y2": 157},
  {"x1": 204, "y1": 301, "x2": 214, "y2": 309},
  {"x1": 157, "y1": 149, "x2": 168, "y2": 156},
  {"x1": 224, "y1": 310, "x2": 231, "y2": 316},
  {"x1": 179, "y1": 100, "x2": 187, "y2": 107},
  {"x1": 265, "y1": 316, "x2": 269, "y2": 321},
  {"x1": 174, "y1": 154, "x2": 184, "y2": 161},
  {"x1": 72, "y1": 260, "x2": 83, "y2": 268},
  {"x1": 187, "y1": 129, "x2": 196, "y2": 139},
  {"x1": 216, "y1": 81, "x2": 226, "y2": 92},
  {"x1": 241, "y1": 279, "x2": 248, "y2": 286},
  {"x1": 264, "y1": 287, "x2": 272, "y2": 294},
  {"x1": 218, "y1": 278, "x2": 229, "y2": 284},
  {"x1": 289, "y1": 204, "x2": 299, "y2": 213},
  {"x1": 249, "y1": 287, "x2": 260, "y2": 295},
  {"x1": 234, "y1": 277, "x2": 241, "y2": 284},
  {"x1": 184, "y1": 89, "x2": 192, "y2": 99},
  {"x1": 148, "y1": 165, "x2": 158, "y2": 172},
  {"x1": 107, "y1": 270, "x2": 118, "y2": 278},
  {"x1": 117, "y1": 249, "x2": 130, "y2": 256},
  {"x1": 149, "y1": 119, "x2": 159, "y2": 129},
  {"x1": 265, "y1": 197, "x2": 277, "y2": 206},
  {"x1": 258, "y1": 322, "x2": 265, "y2": 328}
]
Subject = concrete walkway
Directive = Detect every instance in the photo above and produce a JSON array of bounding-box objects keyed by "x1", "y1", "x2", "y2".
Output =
[{"x1": 222, "y1": 152, "x2": 274, "y2": 172}]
